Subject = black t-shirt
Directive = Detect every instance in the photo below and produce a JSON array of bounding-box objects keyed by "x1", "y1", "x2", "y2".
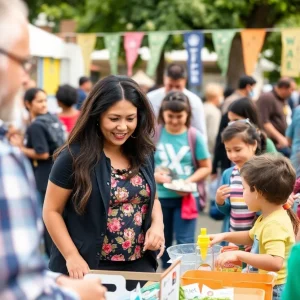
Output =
[
  {"x1": 25, "y1": 121, "x2": 54, "y2": 193},
  {"x1": 47, "y1": 145, "x2": 158, "y2": 273}
]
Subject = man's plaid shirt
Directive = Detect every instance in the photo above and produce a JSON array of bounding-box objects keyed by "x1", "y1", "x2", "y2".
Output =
[{"x1": 0, "y1": 121, "x2": 78, "y2": 299}]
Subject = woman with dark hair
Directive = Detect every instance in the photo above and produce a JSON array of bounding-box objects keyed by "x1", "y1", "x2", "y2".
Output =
[
  {"x1": 43, "y1": 76, "x2": 164, "y2": 287},
  {"x1": 154, "y1": 91, "x2": 211, "y2": 269},
  {"x1": 228, "y1": 97, "x2": 277, "y2": 153}
]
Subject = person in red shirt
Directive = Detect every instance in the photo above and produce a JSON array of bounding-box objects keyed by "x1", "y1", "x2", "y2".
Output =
[{"x1": 56, "y1": 84, "x2": 80, "y2": 134}]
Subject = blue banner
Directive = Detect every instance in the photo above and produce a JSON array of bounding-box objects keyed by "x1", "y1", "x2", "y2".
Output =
[{"x1": 184, "y1": 31, "x2": 204, "y2": 86}]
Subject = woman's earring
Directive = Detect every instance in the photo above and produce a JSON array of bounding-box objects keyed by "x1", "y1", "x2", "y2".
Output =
[
  {"x1": 96, "y1": 122, "x2": 101, "y2": 138},
  {"x1": 131, "y1": 134, "x2": 137, "y2": 139}
]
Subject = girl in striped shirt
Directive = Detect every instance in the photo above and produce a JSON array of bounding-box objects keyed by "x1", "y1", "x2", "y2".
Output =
[{"x1": 216, "y1": 121, "x2": 261, "y2": 233}]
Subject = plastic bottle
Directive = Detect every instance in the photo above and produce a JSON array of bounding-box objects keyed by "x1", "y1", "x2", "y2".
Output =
[{"x1": 197, "y1": 228, "x2": 210, "y2": 260}]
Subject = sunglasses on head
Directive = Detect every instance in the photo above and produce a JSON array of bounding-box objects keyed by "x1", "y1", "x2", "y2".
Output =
[
  {"x1": 165, "y1": 93, "x2": 188, "y2": 103},
  {"x1": 228, "y1": 118, "x2": 253, "y2": 127}
]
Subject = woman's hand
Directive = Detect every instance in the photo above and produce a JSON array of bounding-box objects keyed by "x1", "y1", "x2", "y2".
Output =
[
  {"x1": 66, "y1": 253, "x2": 90, "y2": 279},
  {"x1": 216, "y1": 185, "x2": 231, "y2": 205},
  {"x1": 9, "y1": 133, "x2": 23, "y2": 148},
  {"x1": 143, "y1": 221, "x2": 165, "y2": 259},
  {"x1": 215, "y1": 251, "x2": 240, "y2": 270},
  {"x1": 154, "y1": 171, "x2": 171, "y2": 184},
  {"x1": 209, "y1": 233, "x2": 226, "y2": 246}
]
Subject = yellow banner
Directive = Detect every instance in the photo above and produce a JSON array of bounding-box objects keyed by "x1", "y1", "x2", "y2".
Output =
[
  {"x1": 241, "y1": 29, "x2": 266, "y2": 75},
  {"x1": 77, "y1": 33, "x2": 97, "y2": 76},
  {"x1": 43, "y1": 58, "x2": 60, "y2": 95},
  {"x1": 281, "y1": 29, "x2": 300, "y2": 77}
]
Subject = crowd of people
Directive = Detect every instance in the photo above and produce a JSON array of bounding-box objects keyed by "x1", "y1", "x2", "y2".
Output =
[{"x1": 2, "y1": 1, "x2": 300, "y2": 300}]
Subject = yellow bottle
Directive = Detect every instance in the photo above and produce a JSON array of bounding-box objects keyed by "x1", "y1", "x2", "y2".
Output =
[{"x1": 197, "y1": 228, "x2": 210, "y2": 260}]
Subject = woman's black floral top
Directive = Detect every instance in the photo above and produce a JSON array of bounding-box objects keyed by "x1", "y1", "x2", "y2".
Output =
[{"x1": 100, "y1": 167, "x2": 151, "y2": 261}]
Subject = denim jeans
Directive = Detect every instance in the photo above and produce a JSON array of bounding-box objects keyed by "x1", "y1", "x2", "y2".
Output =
[
  {"x1": 273, "y1": 284, "x2": 285, "y2": 300},
  {"x1": 160, "y1": 197, "x2": 197, "y2": 269}
]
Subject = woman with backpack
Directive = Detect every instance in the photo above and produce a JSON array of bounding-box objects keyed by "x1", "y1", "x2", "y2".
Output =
[
  {"x1": 10, "y1": 87, "x2": 66, "y2": 256},
  {"x1": 154, "y1": 91, "x2": 211, "y2": 269}
]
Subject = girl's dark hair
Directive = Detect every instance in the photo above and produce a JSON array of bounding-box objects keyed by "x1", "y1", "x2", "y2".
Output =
[
  {"x1": 24, "y1": 88, "x2": 46, "y2": 103},
  {"x1": 157, "y1": 91, "x2": 192, "y2": 127},
  {"x1": 54, "y1": 75, "x2": 155, "y2": 215},
  {"x1": 240, "y1": 154, "x2": 299, "y2": 235},
  {"x1": 228, "y1": 97, "x2": 266, "y2": 153},
  {"x1": 221, "y1": 121, "x2": 261, "y2": 155},
  {"x1": 56, "y1": 84, "x2": 78, "y2": 107}
]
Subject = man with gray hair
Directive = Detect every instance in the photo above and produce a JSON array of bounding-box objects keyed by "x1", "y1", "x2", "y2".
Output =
[{"x1": 0, "y1": 1, "x2": 106, "y2": 299}]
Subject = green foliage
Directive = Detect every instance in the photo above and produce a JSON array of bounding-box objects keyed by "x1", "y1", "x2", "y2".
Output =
[{"x1": 27, "y1": 0, "x2": 300, "y2": 81}]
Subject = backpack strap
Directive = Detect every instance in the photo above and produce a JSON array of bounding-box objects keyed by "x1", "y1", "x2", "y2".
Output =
[
  {"x1": 187, "y1": 126, "x2": 198, "y2": 168},
  {"x1": 188, "y1": 126, "x2": 207, "y2": 209}
]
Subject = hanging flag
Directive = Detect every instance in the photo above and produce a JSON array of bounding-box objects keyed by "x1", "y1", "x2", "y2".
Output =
[
  {"x1": 281, "y1": 29, "x2": 300, "y2": 77},
  {"x1": 241, "y1": 29, "x2": 266, "y2": 75},
  {"x1": 146, "y1": 32, "x2": 169, "y2": 77},
  {"x1": 212, "y1": 30, "x2": 235, "y2": 76},
  {"x1": 76, "y1": 33, "x2": 97, "y2": 76},
  {"x1": 184, "y1": 31, "x2": 204, "y2": 86},
  {"x1": 104, "y1": 33, "x2": 121, "y2": 75},
  {"x1": 124, "y1": 32, "x2": 144, "y2": 76}
]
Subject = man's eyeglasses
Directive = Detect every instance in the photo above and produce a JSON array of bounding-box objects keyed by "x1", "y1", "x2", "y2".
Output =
[
  {"x1": 228, "y1": 118, "x2": 252, "y2": 127},
  {"x1": 0, "y1": 48, "x2": 32, "y2": 72}
]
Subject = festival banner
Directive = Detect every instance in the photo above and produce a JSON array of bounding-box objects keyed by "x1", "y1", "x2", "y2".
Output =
[
  {"x1": 104, "y1": 33, "x2": 121, "y2": 75},
  {"x1": 212, "y1": 30, "x2": 235, "y2": 76},
  {"x1": 281, "y1": 29, "x2": 300, "y2": 77},
  {"x1": 146, "y1": 32, "x2": 169, "y2": 77},
  {"x1": 76, "y1": 33, "x2": 97, "y2": 76},
  {"x1": 184, "y1": 31, "x2": 204, "y2": 86},
  {"x1": 124, "y1": 32, "x2": 144, "y2": 76},
  {"x1": 241, "y1": 29, "x2": 266, "y2": 75}
]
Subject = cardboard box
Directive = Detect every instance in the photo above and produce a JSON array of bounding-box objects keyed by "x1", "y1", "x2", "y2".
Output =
[{"x1": 85, "y1": 260, "x2": 181, "y2": 300}]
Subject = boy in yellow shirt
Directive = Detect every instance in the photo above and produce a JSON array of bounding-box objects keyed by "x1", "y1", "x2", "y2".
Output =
[{"x1": 210, "y1": 154, "x2": 299, "y2": 300}]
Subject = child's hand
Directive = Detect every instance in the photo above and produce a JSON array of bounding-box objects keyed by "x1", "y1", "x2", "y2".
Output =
[
  {"x1": 215, "y1": 251, "x2": 240, "y2": 270},
  {"x1": 286, "y1": 193, "x2": 298, "y2": 208},
  {"x1": 216, "y1": 185, "x2": 231, "y2": 205},
  {"x1": 209, "y1": 233, "x2": 226, "y2": 246},
  {"x1": 154, "y1": 171, "x2": 172, "y2": 184}
]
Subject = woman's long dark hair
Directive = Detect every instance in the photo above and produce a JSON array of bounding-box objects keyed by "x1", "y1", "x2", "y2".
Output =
[
  {"x1": 228, "y1": 97, "x2": 267, "y2": 153},
  {"x1": 54, "y1": 75, "x2": 155, "y2": 215}
]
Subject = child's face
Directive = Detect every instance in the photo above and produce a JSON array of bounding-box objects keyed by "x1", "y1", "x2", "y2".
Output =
[
  {"x1": 224, "y1": 137, "x2": 256, "y2": 168},
  {"x1": 241, "y1": 178, "x2": 261, "y2": 212},
  {"x1": 162, "y1": 110, "x2": 188, "y2": 133}
]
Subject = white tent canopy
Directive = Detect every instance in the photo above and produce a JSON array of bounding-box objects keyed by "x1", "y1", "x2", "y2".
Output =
[{"x1": 29, "y1": 24, "x2": 67, "y2": 58}]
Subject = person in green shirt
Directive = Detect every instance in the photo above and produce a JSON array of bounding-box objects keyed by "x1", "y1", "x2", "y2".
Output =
[
  {"x1": 227, "y1": 97, "x2": 277, "y2": 154},
  {"x1": 154, "y1": 91, "x2": 212, "y2": 269},
  {"x1": 282, "y1": 243, "x2": 300, "y2": 300}
]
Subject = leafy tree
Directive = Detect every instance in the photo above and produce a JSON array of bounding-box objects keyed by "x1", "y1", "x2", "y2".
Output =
[{"x1": 27, "y1": 0, "x2": 300, "y2": 87}]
